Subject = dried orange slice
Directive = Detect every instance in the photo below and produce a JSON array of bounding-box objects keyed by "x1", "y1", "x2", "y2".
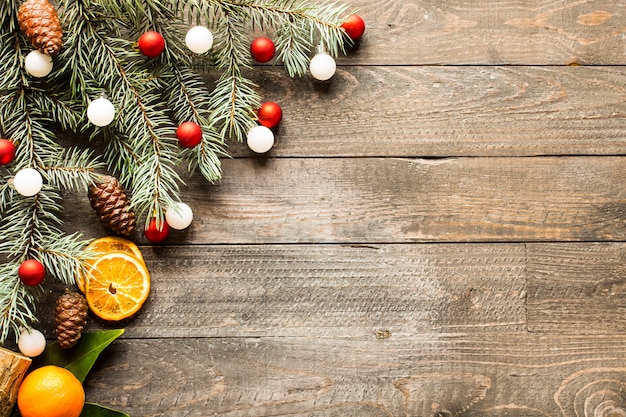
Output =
[
  {"x1": 84, "y1": 252, "x2": 150, "y2": 321},
  {"x1": 86, "y1": 236, "x2": 144, "y2": 263},
  {"x1": 77, "y1": 237, "x2": 145, "y2": 293}
]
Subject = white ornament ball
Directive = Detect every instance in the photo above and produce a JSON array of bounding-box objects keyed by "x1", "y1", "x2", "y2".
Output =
[
  {"x1": 309, "y1": 53, "x2": 336, "y2": 81},
  {"x1": 24, "y1": 50, "x2": 53, "y2": 78},
  {"x1": 87, "y1": 97, "x2": 116, "y2": 127},
  {"x1": 18, "y1": 328, "x2": 46, "y2": 357},
  {"x1": 165, "y1": 202, "x2": 194, "y2": 230},
  {"x1": 246, "y1": 125, "x2": 274, "y2": 153},
  {"x1": 13, "y1": 168, "x2": 43, "y2": 197},
  {"x1": 185, "y1": 26, "x2": 214, "y2": 54}
]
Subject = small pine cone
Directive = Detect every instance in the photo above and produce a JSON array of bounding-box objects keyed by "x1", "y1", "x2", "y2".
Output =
[
  {"x1": 18, "y1": 0, "x2": 63, "y2": 57},
  {"x1": 55, "y1": 290, "x2": 88, "y2": 349},
  {"x1": 88, "y1": 176, "x2": 137, "y2": 236}
]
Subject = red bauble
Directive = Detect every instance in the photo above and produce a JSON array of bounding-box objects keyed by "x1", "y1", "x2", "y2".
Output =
[
  {"x1": 341, "y1": 14, "x2": 366, "y2": 41},
  {"x1": 250, "y1": 37, "x2": 276, "y2": 63},
  {"x1": 18, "y1": 259, "x2": 46, "y2": 286},
  {"x1": 138, "y1": 31, "x2": 166, "y2": 58},
  {"x1": 176, "y1": 122, "x2": 203, "y2": 148},
  {"x1": 257, "y1": 102, "x2": 283, "y2": 129},
  {"x1": 145, "y1": 218, "x2": 170, "y2": 244},
  {"x1": 0, "y1": 139, "x2": 16, "y2": 166}
]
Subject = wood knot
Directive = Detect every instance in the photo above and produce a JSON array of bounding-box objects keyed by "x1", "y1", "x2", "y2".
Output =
[{"x1": 376, "y1": 330, "x2": 391, "y2": 340}]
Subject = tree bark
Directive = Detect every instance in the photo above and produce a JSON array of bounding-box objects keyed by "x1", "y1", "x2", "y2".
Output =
[{"x1": 0, "y1": 347, "x2": 31, "y2": 417}]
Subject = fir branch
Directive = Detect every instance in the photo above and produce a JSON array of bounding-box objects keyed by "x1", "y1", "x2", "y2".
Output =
[
  {"x1": 0, "y1": 190, "x2": 65, "y2": 259},
  {"x1": 38, "y1": 232, "x2": 91, "y2": 287},
  {"x1": 0, "y1": 262, "x2": 40, "y2": 343},
  {"x1": 209, "y1": 74, "x2": 260, "y2": 142},
  {"x1": 208, "y1": 2, "x2": 261, "y2": 142},
  {"x1": 43, "y1": 147, "x2": 104, "y2": 192},
  {"x1": 160, "y1": 69, "x2": 226, "y2": 182},
  {"x1": 59, "y1": 0, "x2": 184, "y2": 220}
]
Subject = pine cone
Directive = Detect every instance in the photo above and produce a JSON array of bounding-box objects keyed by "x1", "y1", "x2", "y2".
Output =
[
  {"x1": 17, "y1": 0, "x2": 63, "y2": 57},
  {"x1": 55, "y1": 290, "x2": 88, "y2": 349},
  {"x1": 88, "y1": 176, "x2": 137, "y2": 236}
]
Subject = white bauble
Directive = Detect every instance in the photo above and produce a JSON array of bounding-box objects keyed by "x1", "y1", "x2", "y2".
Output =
[
  {"x1": 165, "y1": 202, "x2": 194, "y2": 230},
  {"x1": 246, "y1": 125, "x2": 274, "y2": 153},
  {"x1": 185, "y1": 26, "x2": 214, "y2": 54},
  {"x1": 309, "y1": 53, "x2": 336, "y2": 81},
  {"x1": 13, "y1": 168, "x2": 43, "y2": 197},
  {"x1": 18, "y1": 328, "x2": 46, "y2": 357},
  {"x1": 87, "y1": 97, "x2": 116, "y2": 127},
  {"x1": 24, "y1": 50, "x2": 53, "y2": 78}
]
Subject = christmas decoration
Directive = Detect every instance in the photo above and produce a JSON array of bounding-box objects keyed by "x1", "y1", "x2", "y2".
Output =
[
  {"x1": 54, "y1": 290, "x2": 88, "y2": 349},
  {"x1": 250, "y1": 36, "x2": 276, "y2": 63},
  {"x1": 185, "y1": 25, "x2": 213, "y2": 54},
  {"x1": 17, "y1": 328, "x2": 46, "y2": 357},
  {"x1": 13, "y1": 167, "x2": 43, "y2": 196},
  {"x1": 138, "y1": 30, "x2": 166, "y2": 58},
  {"x1": 0, "y1": 0, "x2": 359, "y2": 345},
  {"x1": 0, "y1": 139, "x2": 16, "y2": 165},
  {"x1": 18, "y1": 260, "x2": 46, "y2": 286},
  {"x1": 24, "y1": 49, "x2": 53, "y2": 77},
  {"x1": 88, "y1": 176, "x2": 137, "y2": 236},
  {"x1": 341, "y1": 14, "x2": 365, "y2": 41},
  {"x1": 144, "y1": 217, "x2": 170, "y2": 243},
  {"x1": 165, "y1": 202, "x2": 194, "y2": 230},
  {"x1": 310, "y1": 52, "x2": 337, "y2": 80},
  {"x1": 257, "y1": 102, "x2": 283, "y2": 129},
  {"x1": 86, "y1": 97, "x2": 115, "y2": 127},
  {"x1": 17, "y1": 0, "x2": 63, "y2": 57},
  {"x1": 247, "y1": 125, "x2": 275, "y2": 153},
  {"x1": 176, "y1": 121, "x2": 203, "y2": 148}
]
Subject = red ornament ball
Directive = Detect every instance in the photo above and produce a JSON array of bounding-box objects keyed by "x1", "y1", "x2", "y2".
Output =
[
  {"x1": 341, "y1": 14, "x2": 366, "y2": 41},
  {"x1": 257, "y1": 102, "x2": 283, "y2": 129},
  {"x1": 0, "y1": 139, "x2": 16, "y2": 166},
  {"x1": 176, "y1": 122, "x2": 203, "y2": 148},
  {"x1": 250, "y1": 37, "x2": 276, "y2": 63},
  {"x1": 18, "y1": 259, "x2": 46, "y2": 286},
  {"x1": 138, "y1": 31, "x2": 166, "y2": 58},
  {"x1": 144, "y1": 218, "x2": 170, "y2": 244}
]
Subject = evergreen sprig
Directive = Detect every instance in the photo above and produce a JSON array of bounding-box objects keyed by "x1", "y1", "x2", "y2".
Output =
[{"x1": 0, "y1": 0, "x2": 354, "y2": 342}]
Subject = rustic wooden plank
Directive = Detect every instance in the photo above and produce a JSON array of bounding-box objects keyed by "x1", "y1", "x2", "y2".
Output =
[
  {"x1": 527, "y1": 242, "x2": 626, "y2": 333},
  {"x1": 83, "y1": 334, "x2": 626, "y2": 416},
  {"x1": 237, "y1": 66, "x2": 626, "y2": 157},
  {"x1": 38, "y1": 244, "x2": 527, "y2": 337},
  {"x1": 63, "y1": 156, "x2": 626, "y2": 244},
  {"x1": 343, "y1": 0, "x2": 626, "y2": 65}
]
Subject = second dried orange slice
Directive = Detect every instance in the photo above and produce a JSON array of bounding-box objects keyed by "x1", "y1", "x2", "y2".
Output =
[
  {"x1": 84, "y1": 252, "x2": 150, "y2": 321},
  {"x1": 86, "y1": 236, "x2": 144, "y2": 263}
]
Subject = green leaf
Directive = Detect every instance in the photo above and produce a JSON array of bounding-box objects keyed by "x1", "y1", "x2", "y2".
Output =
[
  {"x1": 80, "y1": 403, "x2": 130, "y2": 417},
  {"x1": 35, "y1": 329, "x2": 125, "y2": 382}
]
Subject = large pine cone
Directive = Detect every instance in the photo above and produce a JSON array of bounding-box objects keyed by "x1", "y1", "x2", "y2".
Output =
[
  {"x1": 88, "y1": 176, "x2": 137, "y2": 236},
  {"x1": 18, "y1": 0, "x2": 63, "y2": 57},
  {"x1": 55, "y1": 290, "x2": 88, "y2": 349}
]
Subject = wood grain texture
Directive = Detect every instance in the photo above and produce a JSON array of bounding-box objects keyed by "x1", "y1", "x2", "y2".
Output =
[
  {"x1": 63, "y1": 156, "x2": 626, "y2": 244},
  {"x1": 83, "y1": 335, "x2": 626, "y2": 417},
  {"x1": 344, "y1": 0, "x2": 626, "y2": 65},
  {"x1": 231, "y1": 66, "x2": 626, "y2": 157},
  {"x1": 38, "y1": 244, "x2": 527, "y2": 338},
  {"x1": 0, "y1": 348, "x2": 31, "y2": 417},
  {"x1": 527, "y1": 243, "x2": 626, "y2": 333}
]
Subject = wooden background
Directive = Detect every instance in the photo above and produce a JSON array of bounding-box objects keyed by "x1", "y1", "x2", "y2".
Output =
[{"x1": 44, "y1": 0, "x2": 626, "y2": 416}]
